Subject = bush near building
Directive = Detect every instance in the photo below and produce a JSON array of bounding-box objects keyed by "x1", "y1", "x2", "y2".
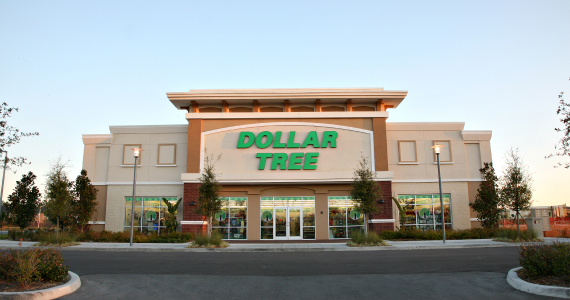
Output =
[
  {"x1": 381, "y1": 228, "x2": 539, "y2": 241},
  {"x1": 0, "y1": 248, "x2": 69, "y2": 287},
  {"x1": 519, "y1": 242, "x2": 570, "y2": 279},
  {"x1": 8, "y1": 229, "x2": 193, "y2": 244}
]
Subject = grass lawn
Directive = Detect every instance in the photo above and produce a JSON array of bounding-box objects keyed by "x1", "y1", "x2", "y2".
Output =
[{"x1": 0, "y1": 234, "x2": 8, "y2": 240}]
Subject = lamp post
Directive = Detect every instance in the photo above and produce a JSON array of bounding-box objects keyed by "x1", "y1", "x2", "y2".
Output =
[
  {"x1": 431, "y1": 144, "x2": 446, "y2": 244},
  {"x1": 0, "y1": 151, "x2": 7, "y2": 232},
  {"x1": 129, "y1": 148, "x2": 143, "y2": 247}
]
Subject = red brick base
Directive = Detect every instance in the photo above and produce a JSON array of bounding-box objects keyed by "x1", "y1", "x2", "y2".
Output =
[
  {"x1": 182, "y1": 181, "x2": 395, "y2": 238},
  {"x1": 369, "y1": 181, "x2": 394, "y2": 233},
  {"x1": 182, "y1": 183, "x2": 207, "y2": 235}
]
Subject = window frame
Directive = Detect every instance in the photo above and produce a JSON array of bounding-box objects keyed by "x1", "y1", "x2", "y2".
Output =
[
  {"x1": 397, "y1": 194, "x2": 453, "y2": 230},
  {"x1": 212, "y1": 197, "x2": 248, "y2": 240},
  {"x1": 157, "y1": 144, "x2": 177, "y2": 165},
  {"x1": 432, "y1": 140, "x2": 452, "y2": 163},
  {"x1": 398, "y1": 140, "x2": 418, "y2": 163},
  {"x1": 123, "y1": 144, "x2": 142, "y2": 165}
]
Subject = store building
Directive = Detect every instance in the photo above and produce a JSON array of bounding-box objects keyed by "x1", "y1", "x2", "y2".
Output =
[{"x1": 82, "y1": 88, "x2": 492, "y2": 240}]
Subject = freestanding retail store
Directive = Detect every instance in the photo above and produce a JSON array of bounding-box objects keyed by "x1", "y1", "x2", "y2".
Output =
[{"x1": 82, "y1": 88, "x2": 492, "y2": 241}]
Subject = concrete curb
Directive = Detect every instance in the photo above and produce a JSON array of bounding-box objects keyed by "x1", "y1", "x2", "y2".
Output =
[
  {"x1": 0, "y1": 242, "x2": 516, "y2": 253},
  {"x1": 0, "y1": 271, "x2": 81, "y2": 300},
  {"x1": 507, "y1": 267, "x2": 570, "y2": 299}
]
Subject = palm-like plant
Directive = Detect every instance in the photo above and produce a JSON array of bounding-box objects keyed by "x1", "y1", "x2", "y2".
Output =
[{"x1": 162, "y1": 198, "x2": 182, "y2": 233}]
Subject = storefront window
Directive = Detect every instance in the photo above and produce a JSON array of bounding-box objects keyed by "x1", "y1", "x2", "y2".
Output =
[
  {"x1": 125, "y1": 197, "x2": 178, "y2": 233},
  {"x1": 328, "y1": 196, "x2": 365, "y2": 239},
  {"x1": 212, "y1": 197, "x2": 248, "y2": 240},
  {"x1": 397, "y1": 194, "x2": 452, "y2": 230}
]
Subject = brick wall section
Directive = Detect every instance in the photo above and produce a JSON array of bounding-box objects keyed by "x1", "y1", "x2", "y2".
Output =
[
  {"x1": 369, "y1": 181, "x2": 394, "y2": 233},
  {"x1": 182, "y1": 183, "x2": 207, "y2": 235}
]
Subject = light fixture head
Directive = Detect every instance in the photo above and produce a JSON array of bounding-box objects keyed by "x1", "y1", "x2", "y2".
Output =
[
  {"x1": 131, "y1": 148, "x2": 143, "y2": 158},
  {"x1": 431, "y1": 144, "x2": 444, "y2": 154}
]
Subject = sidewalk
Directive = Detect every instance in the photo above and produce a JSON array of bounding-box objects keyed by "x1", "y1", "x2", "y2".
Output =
[{"x1": 2, "y1": 238, "x2": 567, "y2": 252}]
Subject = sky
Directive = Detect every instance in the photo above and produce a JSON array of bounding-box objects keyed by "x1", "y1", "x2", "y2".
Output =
[{"x1": 0, "y1": 0, "x2": 569, "y2": 207}]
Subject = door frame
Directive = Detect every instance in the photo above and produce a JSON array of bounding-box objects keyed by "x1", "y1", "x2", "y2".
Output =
[{"x1": 273, "y1": 206, "x2": 303, "y2": 240}]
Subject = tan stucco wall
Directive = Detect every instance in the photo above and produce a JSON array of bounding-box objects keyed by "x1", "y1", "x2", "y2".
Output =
[
  {"x1": 105, "y1": 184, "x2": 184, "y2": 232},
  {"x1": 202, "y1": 118, "x2": 373, "y2": 132},
  {"x1": 204, "y1": 124, "x2": 373, "y2": 176},
  {"x1": 386, "y1": 123, "x2": 492, "y2": 182},
  {"x1": 92, "y1": 185, "x2": 107, "y2": 223},
  {"x1": 106, "y1": 133, "x2": 188, "y2": 183},
  {"x1": 392, "y1": 182, "x2": 471, "y2": 230}
]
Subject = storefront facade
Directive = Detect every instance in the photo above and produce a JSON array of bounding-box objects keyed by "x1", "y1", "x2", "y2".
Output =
[{"x1": 82, "y1": 88, "x2": 492, "y2": 240}]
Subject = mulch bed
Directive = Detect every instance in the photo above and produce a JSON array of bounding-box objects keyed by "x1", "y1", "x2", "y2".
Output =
[
  {"x1": 0, "y1": 277, "x2": 69, "y2": 293},
  {"x1": 517, "y1": 269, "x2": 570, "y2": 288}
]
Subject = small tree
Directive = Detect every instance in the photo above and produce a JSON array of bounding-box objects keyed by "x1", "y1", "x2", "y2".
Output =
[
  {"x1": 162, "y1": 197, "x2": 182, "y2": 233},
  {"x1": 547, "y1": 78, "x2": 570, "y2": 167},
  {"x1": 500, "y1": 149, "x2": 533, "y2": 232},
  {"x1": 5, "y1": 171, "x2": 41, "y2": 229},
  {"x1": 44, "y1": 158, "x2": 73, "y2": 237},
  {"x1": 71, "y1": 170, "x2": 98, "y2": 232},
  {"x1": 350, "y1": 156, "x2": 382, "y2": 234},
  {"x1": 196, "y1": 153, "x2": 223, "y2": 237},
  {"x1": 469, "y1": 162, "x2": 502, "y2": 229},
  {"x1": 0, "y1": 102, "x2": 39, "y2": 168},
  {"x1": 392, "y1": 197, "x2": 405, "y2": 230}
]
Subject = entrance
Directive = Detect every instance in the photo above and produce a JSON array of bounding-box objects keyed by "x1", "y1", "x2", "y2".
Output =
[
  {"x1": 260, "y1": 196, "x2": 316, "y2": 240},
  {"x1": 274, "y1": 207, "x2": 302, "y2": 240}
]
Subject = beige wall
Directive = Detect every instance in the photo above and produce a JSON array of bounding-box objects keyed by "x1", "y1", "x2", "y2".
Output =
[
  {"x1": 386, "y1": 123, "x2": 492, "y2": 181},
  {"x1": 203, "y1": 123, "x2": 373, "y2": 176},
  {"x1": 105, "y1": 184, "x2": 184, "y2": 232},
  {"x1": 92, "y1": 185, "x2": 107, "y2": 224}
]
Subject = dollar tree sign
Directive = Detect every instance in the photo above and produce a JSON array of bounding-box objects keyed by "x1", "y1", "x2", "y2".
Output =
[{"x1": 261, "y1": 211, "x2": 273, "y2": 222}]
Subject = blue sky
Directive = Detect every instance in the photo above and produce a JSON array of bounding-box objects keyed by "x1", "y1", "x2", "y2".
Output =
[{"x1": 0, "y1": 0, "x2": 569, "y2": 206}]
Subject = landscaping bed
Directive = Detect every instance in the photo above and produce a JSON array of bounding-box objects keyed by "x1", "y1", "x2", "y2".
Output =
[
  {"x1": 188, "y1": 232, "x2": 228, "y2": 248},
  {"x1": 0, "y1": 248, "x2": 70, "y2": 292},
  {"x1": 516, "y1": 269, "x2": 570, "y2": 288},
  {"x1": 516, "y1": 241, "x2": 570, "y2": 289},
  {"x1": 8, "y1": 229, "x2": 193, "y2": 244},
  {"x1": 381, "y1": 227, "x2": 539, "y2": 242},
  {"x1": 0, "y1": 278, "x2": 66, "y2": 292}
]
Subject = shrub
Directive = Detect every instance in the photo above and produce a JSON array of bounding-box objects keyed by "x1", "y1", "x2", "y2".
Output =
[
  {"x1": 0, "y1": 248, "x2": 69, "y2": 285},
  {"x1": 76, "y1": 230, "x2": 193, "y2": 243},
  {"x1": 519, "y1": 242, "x2": 570, "y2": 278},
  {"x1": 493, "y1": 228, "x2": 538, "y2": 242},
  {"x1": 8, "y1": 229, "x2": 193, "y2": 243},
  {"x1": 348, "y1": 231, "x2": 387, "y2": 246},
  {"x1": 189, "y1": 231, "x2": 227, "y2": 248},
  {"x1": 6, "y1": 249, "x2": 40, "y2": 286},
  {"x1": 380, "y1": 227, "x2": 533, "y2": 241},
  {"x1": 35, "y1": 248, "x2": 69, "y2": 282},
  {"x1": 37, "y1": 231, "x2": 79, "y2": 246}
]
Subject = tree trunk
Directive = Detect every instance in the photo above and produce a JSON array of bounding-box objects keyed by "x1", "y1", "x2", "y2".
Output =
[
  {"x1": 208, "y1": 216, "x2": 212, "y2": 237},
  {"x1": 56, "y1": 217, "x2": 59, "y2": 240},
  {"x1": 515, "y1": 209, "x2": 521, "y2": 233},
  {"x1": 365, "y1": 214, "x2": 369, "y2": 235}
]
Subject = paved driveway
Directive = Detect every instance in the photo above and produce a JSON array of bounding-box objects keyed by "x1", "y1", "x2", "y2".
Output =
[{"x1": 59, "y1": 247, "x2": 556, "y2": 299}]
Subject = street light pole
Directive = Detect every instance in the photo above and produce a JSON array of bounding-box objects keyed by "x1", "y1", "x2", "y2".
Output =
[
  {"x1": 431, "y1": 145, "x2": 446, "y2": 244},
  {"x1": 0, "y1": 151, "x2": 7, "y2": 232},
  {"x1": 129, "y1": 148, "x2": 142, "y2": 247}
]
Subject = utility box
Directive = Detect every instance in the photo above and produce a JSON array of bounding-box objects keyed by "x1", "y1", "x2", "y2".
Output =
[
  {"x1": 531, "y1": 208, "x2": 551, "y2": 231},
  {"x1": 526, "y1": 218, "x2": 544, "y2": 238}
]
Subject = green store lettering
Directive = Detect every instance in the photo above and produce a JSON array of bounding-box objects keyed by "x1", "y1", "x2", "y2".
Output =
[{"x1": 236, "y1": 131, "x2": 338, "y2": 170}]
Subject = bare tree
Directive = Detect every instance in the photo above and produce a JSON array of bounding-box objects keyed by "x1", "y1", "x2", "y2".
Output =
[{"x1": 500, "y1": 149, "x2": 533, "y2": 232}]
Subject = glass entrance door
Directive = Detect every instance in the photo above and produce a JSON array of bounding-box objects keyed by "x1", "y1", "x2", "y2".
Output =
[{"x1": 274, "y1": 207, "x2": 302, "y2": 240}]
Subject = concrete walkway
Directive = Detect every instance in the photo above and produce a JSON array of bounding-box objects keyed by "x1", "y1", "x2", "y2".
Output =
[{"x1": 1, "y1": 237, "x2": 568, "y2": 252}]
